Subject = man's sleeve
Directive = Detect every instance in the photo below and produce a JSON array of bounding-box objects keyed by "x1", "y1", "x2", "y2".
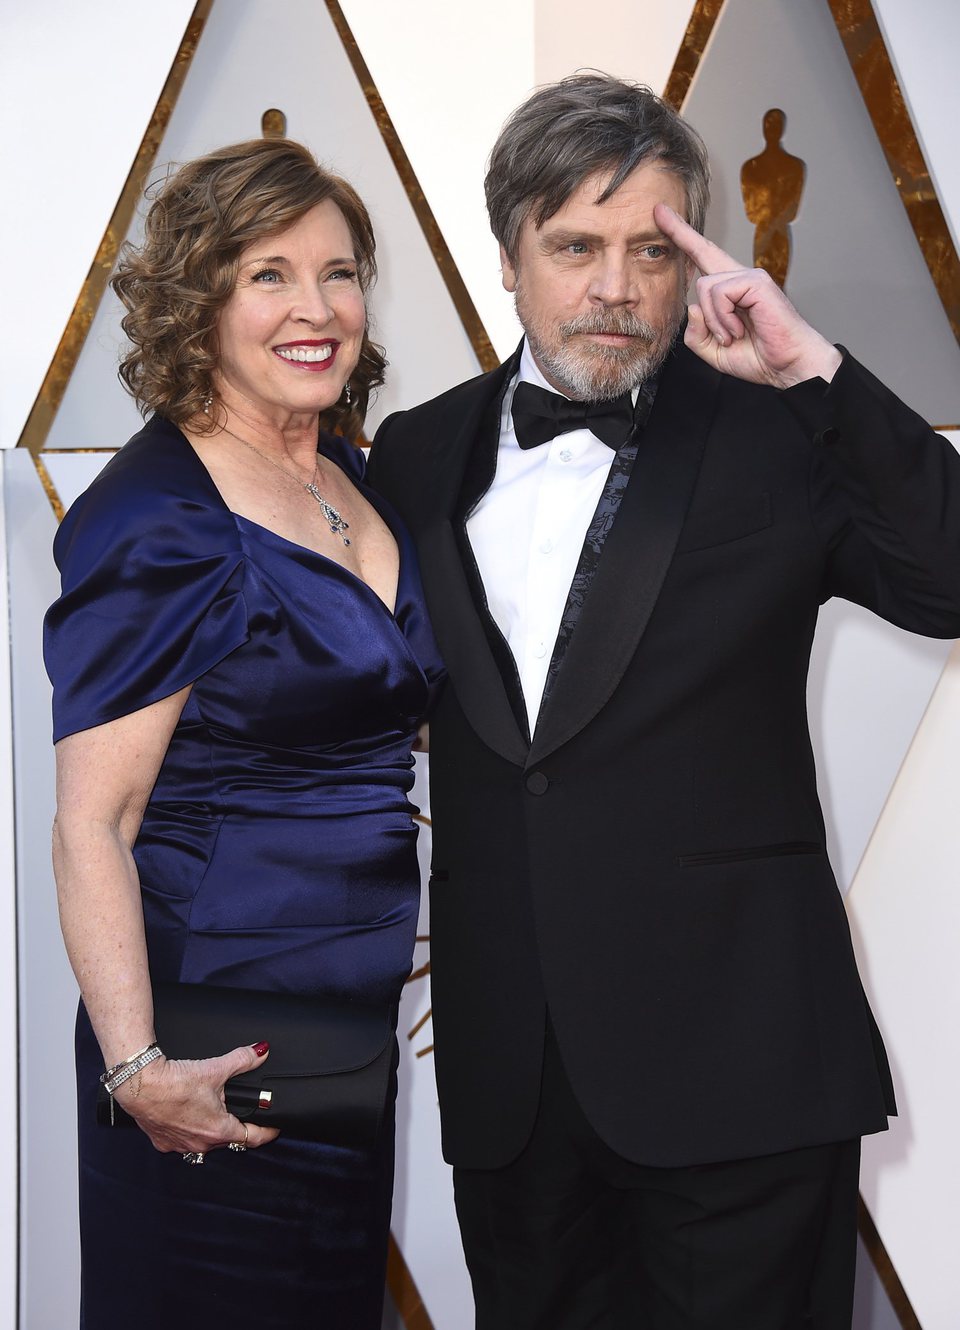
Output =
[
  {"x1": 364, "y1": 411, "x2": 400, "y2": 494},
  {"x1": 785, "y1": 352, "x2": 960, "y2": 637}
]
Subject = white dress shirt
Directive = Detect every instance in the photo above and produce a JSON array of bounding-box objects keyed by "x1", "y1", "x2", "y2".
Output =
[{"x1": 466, "y1": 341, "x2": 619, "y2": 734}]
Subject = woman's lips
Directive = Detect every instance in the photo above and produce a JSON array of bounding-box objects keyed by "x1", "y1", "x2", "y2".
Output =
[{"x1": 273, "y1": 341, "x2": 338, "y2": 370}]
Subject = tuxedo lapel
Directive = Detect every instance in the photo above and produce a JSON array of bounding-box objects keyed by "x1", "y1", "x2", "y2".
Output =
[
  {"x1": 528, "y1": 344, "x2": 720, "y2": 766},
  {"x1": 414, "y1": 358, "x2": 530, "y2": 768}
]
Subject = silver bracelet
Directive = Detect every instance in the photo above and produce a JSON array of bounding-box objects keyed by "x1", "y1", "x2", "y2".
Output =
[{"x1": 100, "y1": 1043, "x2": 163, "y2": 1095}]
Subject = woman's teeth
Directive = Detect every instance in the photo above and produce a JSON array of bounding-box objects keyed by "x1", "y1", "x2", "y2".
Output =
[{"x1": 275, "y1": 345, "x2": 333, "y2": 363}]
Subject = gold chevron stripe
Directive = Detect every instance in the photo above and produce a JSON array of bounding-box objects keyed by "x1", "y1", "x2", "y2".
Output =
[
  {"x1": 387, "y1": 1234, "x2": 436, "y2": 1330},
  {"x1": 663, "y1": 0, "x2": 725, "y2": 110},
  {"x1": 828, "y1": 0, "x2": 960, "y2": 349},
  {"x1": 31, "y1": 456, "x2": 65, "y2": 523},
  {"x1": 858, "y1": 1196, "x2": 922, "y2": 1329},
  {"x1": 323, "y1": 0, "x2": 499, "y2": 373},
  {"x1": 16, "y1": 0, "x2": 214, "y2": 456}
]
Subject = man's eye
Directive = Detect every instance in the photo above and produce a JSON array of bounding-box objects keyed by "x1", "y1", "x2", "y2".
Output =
[
  {"x1": 564, "y1": 242, "x2": 590, "y2": 256},
  {"x1": 640, "y1": 245, "x2": 668, "y2": 260}
]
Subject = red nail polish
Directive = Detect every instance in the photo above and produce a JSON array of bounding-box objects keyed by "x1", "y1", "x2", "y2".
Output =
[{"x1": 253, "y1": 1041, "x2": 269, "y2": 1056}]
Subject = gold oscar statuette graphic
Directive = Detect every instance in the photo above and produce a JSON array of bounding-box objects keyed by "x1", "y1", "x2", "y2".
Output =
[
  {"x1": 740, "y1": 109, "x2": 805, "y2": 290},
  {"x1": 261, "y1": 108, "x2": 287, "y2": 139}
]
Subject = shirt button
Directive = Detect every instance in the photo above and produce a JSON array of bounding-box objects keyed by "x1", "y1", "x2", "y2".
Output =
[
  {"x1": 526, "y1": 771, "x2": 549, "y2": 795},
  {"x1": 532, "y1": 642, "x2": 547, "y2": 659},
  {"x1": 559, "y1": 448, "x2": 573, "y2": 463},
  {"x1": 539, "y1": 538, "x2": 554, "y2": 554}
]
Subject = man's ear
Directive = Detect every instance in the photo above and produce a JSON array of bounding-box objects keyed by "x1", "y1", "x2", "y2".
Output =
[{"x1": 500, "y1": 243, "x2": 518, "y2": 294}]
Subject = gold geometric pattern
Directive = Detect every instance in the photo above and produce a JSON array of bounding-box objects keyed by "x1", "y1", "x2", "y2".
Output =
[
  {"x1": 322, "y1": 0, "x2": 498, "y2": 373},
  {"x1": 829, "y1": 0, "x2": 960, "y2": 348},
  {"x1": 16, "y1": 0, "x2": 214, "y2": 457},
  {"x1": 858, "y1": 1197, "x2": 923, "y2": 1330},
  {"x1": 663, "y1": 0, "x2": 725, "y2": 110}
]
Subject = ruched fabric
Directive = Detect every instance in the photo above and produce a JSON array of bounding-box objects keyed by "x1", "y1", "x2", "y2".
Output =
[{"x1": 44, "y1": 415, "x2": 444, "y2": 1329}]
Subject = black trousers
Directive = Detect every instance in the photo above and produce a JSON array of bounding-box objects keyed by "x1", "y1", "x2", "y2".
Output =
[{"x1": 453, "y1": 1025, "x2": 860, "y2": 1330}]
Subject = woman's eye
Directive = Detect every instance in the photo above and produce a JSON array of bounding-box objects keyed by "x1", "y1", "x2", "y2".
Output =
[
  {"x1": 329, "y1": 267, "x2": 359, "y2": 282},
  {"x1": 251, "y1": 268, "x2": 283, "y2": 284}
]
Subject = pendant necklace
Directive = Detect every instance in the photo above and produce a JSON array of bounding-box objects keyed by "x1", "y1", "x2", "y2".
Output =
[{"x1": 219, "y1": 423, "x2": 351, "y2": 546}]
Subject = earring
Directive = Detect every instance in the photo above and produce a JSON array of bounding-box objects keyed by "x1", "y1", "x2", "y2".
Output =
[
  {"x1": 203, "y1": 391, "x2": 213, "y2": 414},
  {"x1": 344, "y1": 383, "x2": 352, "y2": 406}
]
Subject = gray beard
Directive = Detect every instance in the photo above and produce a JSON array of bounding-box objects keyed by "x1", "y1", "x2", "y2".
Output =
[{"x1": 517, "y1": 301, "x2": 684, "y2": 401}]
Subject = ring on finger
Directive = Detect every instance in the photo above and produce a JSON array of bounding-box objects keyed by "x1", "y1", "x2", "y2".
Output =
[{"x1": 228, "y1": 1122, "x2": 249, "y2": 1153}]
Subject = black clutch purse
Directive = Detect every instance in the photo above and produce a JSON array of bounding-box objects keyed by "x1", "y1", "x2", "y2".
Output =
[{"x1": 96, "y1": 982, "x2": 396, "y2": 1147}]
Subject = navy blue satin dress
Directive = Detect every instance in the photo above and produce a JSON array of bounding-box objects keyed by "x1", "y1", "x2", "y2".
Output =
[{"x1": 44, "y1": 415, "x2": 444, "y2": 1329}]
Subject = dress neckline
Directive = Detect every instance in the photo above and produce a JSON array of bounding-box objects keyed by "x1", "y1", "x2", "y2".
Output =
[{"x1": 167, "y1": 421, "x2": 404, "y2": 617}]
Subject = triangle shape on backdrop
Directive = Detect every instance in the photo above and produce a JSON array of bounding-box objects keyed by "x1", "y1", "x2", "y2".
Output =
[
  {"x1": 682, "y1": 0, "x2": 960, "y2": 426},
  {"x1": 39, "y1": 0, "x2": 484, "y2": 459}
]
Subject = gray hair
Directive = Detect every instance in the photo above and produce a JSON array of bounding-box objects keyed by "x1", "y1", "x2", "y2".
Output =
[{"x1": 485, "y1": 73, "x2": 710, "y2": 264}]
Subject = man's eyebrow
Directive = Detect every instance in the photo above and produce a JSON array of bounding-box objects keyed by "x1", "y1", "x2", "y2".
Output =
[
  {"x1": 536, "y1": 227, "x2": 673, "y2": 250},
  {"x1": 536, "y1": 228, "x2": 600, "y2": 249}
]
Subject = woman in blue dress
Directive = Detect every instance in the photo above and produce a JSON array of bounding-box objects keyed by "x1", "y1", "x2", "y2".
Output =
[{"x1": 44, "y1": 138, "x2": 443, "y2": 1328}]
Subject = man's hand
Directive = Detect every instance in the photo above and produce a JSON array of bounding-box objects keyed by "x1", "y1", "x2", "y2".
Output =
[{"x1": 655, "y1": 204, "x2": 842, "y2": 389}]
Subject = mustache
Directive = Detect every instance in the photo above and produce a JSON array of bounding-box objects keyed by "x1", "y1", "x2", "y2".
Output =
[{"x1": 558, "y1": 311, "x2": 660, "y2": 340}]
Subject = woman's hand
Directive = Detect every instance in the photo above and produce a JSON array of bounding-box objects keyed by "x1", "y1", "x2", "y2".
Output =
[{"x1": 113, "y1": 1041, "x2": 280, "y2": 1153}]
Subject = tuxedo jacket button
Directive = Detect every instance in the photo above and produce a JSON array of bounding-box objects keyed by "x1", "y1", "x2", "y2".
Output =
[{"x1": 525, "y1": 771, "x2": 549, "y2": 795}]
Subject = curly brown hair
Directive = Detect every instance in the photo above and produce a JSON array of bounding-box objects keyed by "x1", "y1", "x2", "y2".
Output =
[{"x1": 111, "y1": 138, "x2": 386, "y2": 441}]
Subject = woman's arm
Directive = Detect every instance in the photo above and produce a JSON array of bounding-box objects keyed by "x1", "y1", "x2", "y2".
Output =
[{"x1": 53, "y1": 689, "x2": 277, "y2": 1153}]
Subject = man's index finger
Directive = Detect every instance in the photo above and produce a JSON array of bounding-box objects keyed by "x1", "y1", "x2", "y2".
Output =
[{"x1": 653, "y1": 203, "x2": 738, "y2": 276}]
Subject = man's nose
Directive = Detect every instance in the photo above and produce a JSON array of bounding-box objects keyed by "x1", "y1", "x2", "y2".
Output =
[{"x1": 588, "y1": 253, "x2": 637, "y2": 306}]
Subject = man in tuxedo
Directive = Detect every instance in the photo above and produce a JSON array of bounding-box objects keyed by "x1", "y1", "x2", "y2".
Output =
[{"x1": 368, "y1": 74, "x2": 960, "y2": 1328}]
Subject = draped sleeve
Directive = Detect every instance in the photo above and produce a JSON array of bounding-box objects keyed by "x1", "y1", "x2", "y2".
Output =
[{"x1": 43, "y1": 418, "x2": 249, "y2": 742}]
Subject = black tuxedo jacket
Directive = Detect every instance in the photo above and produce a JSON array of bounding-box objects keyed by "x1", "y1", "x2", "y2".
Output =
[{"x1": 369, "y1": 341, "x2": 960, "y2": 1170}]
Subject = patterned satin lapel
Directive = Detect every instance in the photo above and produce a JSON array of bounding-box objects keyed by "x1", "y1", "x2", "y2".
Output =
[
  {"x1": 528, "y1": 344, "x2": 719, "y2": 768},
  {"x1": 535, "y1": 373, "x2": 661, "y2": 724}
]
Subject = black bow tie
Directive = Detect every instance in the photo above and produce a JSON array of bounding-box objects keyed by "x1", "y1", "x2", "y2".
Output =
[{"x1": 512, "y1": 381, "x2": 635, "y2": 451}]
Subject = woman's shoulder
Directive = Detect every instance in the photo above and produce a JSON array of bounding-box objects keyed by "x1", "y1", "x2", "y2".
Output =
[
  {"x1": 55, "y1": 415, "x2": 240, "y2": 564},
  {"x1": 75, "y1": 414, "x2": 226, "y2": 512}
]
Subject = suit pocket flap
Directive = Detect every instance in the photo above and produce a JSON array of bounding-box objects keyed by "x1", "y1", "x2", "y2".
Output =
[
  {"x1": 676, "y1": 492, "x2": 772, "y2": 553},
  {"x1": 678, "y1": 840, "x2": 821, "y2": 868}
]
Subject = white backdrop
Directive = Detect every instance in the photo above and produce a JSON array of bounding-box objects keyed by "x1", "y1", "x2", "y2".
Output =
[{"x1": 3, "y1": 2, "x2": 960, "y2": 1327}]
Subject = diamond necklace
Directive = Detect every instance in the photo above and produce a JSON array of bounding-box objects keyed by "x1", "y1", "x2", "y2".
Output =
[{"x1": 219, "y1": 423, "x2": 351, "y2": 546}]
